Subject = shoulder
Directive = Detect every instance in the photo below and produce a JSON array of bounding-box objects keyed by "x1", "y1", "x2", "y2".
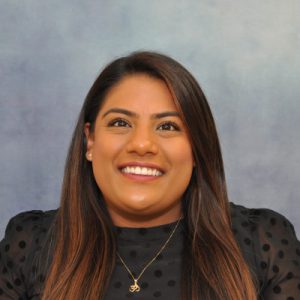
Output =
[
  {"x1": 4, "y1": 209, "x2": 57, "y2": 235},
  {"x1": 230, "y1": 202, "x2": 293, "y2": 222},
  {"x1": 230, "y1": 202, "x2": 298, "y2": 250},
  {"x1": 5, "y1": 209, "x2": 57, "y2": 225},
  {"x1": 230, "y1": 202, "x2": 297, "y2": 238},
  {"x1": 1, "y1": 209, "x2": 57, "y2": 257},
  {"x1": 230, "y1": 202, "x2": 300, "y2": 296},
  {"x1": 0, "y1": 210, "x2": 57, "y2": 298}
]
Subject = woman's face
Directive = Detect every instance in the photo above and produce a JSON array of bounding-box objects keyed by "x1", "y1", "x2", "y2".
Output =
[{"x1": 84, "y1": 74, "x2": 194, "y2": 227}]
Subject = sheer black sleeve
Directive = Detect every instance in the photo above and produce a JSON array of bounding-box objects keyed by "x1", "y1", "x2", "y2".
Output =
[
  {"x1": 0, "y1": 211, "x2": 45, "y2": 299},
  {"x1": 250, "y1": 208, "x2": 300, "y2": 299}
]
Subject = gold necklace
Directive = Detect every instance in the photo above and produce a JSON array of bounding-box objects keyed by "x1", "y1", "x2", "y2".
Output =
[{"x1": 116, "y1": 218, "x2": 181, "y2": 293}]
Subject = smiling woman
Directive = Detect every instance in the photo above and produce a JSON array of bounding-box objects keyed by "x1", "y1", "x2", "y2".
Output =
[
  {"x1": 0, "y1": 51, "x2": 299, "y2": 300},
  {"x1": 84, "y1": 74, "x2": 194, "y2": 227}
]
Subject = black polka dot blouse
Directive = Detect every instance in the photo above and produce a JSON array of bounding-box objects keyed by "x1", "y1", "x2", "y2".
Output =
[{"x1": 0, "y1": 203, "x2": 299, "y2": 299}]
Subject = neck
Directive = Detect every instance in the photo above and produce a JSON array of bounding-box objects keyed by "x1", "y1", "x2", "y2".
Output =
[{"x1": 109, "y1": 208, "x2": 183, "y2": 228}]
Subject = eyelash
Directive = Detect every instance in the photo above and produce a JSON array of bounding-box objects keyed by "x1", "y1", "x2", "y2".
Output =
[
  {"x1": 157, "y1": 122, "x2": 180, "y2": 131},
  {"x1": 107, "y1": 118, "x2": 180, "y2": 131},
  {"x1": 107, "y1": 118, "x2": 130, "y2": 128}
]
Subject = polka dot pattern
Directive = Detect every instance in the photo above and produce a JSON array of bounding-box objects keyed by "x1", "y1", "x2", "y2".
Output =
[
  {"x1": 0, "y1": 204, "x2": 299, "y2": 299},
  {"x1": 232, "y1": 204, "x2": 300, "y2": 300},
  {"x1": 0, "y1": 210, "x2": 55, "y2": 299}
]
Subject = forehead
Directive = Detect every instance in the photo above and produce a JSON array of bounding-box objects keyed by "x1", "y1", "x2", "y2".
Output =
[{"x1": 99, "y1": 74, "x2": 179, "y2": 115}]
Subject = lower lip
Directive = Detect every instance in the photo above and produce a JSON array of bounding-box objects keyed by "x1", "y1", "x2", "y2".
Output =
[{"x1": 120, "y1": 171, "x2": 162, "y2": 182}]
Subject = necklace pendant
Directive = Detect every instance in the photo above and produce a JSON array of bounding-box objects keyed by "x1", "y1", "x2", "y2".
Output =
[{"x1": 129, "y1": 279, "x2": 141, "y2": 293}]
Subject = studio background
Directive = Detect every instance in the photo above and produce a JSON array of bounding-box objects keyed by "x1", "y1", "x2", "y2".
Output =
[{"x1": 1, "y1": 0, "x2": 299, "y2": 237}]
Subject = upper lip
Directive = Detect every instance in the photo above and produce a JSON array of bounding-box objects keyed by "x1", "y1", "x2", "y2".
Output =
[{"x1": 118, "y1": 162, "x2": 165, "y2": 173}]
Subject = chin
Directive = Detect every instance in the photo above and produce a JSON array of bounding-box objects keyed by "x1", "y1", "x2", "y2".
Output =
[{"x1": 124, "y1": 201, "x2": 157, "y2": 213}]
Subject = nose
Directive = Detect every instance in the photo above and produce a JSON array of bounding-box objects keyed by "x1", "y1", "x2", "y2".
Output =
[{"x1": 125, "y1": 127, "x2": 159, "y2": 156}]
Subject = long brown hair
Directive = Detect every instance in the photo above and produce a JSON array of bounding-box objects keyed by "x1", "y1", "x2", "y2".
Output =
[{"x1": 41, "y1": 51, "x2": 257, "y2": 299}]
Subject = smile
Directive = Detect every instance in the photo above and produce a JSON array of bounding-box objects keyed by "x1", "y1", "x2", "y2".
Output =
[{"x1": 121, "y1": 166, "x2": 163, "y2": 176}]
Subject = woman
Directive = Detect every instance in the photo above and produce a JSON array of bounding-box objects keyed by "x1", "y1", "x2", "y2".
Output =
[{"x1": 0, "y1": 51, "x2": 299, "y2": 300}]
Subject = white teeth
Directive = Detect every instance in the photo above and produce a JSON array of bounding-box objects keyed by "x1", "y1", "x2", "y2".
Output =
[{"x1": 121, "y1": 166, "x2": 163, "y2": 176}]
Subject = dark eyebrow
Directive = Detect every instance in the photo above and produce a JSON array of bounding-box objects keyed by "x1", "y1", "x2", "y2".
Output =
[
  {"x1": 102, "y1": 108, "x2": 181, "y2": 119},
  {"x1": 152, "y1": 111, "x2": 180, "y2": 119},
  {"x1": 102, "y1": 108, "x2": 138, "y2": 118}
]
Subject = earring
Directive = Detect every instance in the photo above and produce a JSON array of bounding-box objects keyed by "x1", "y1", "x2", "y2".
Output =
[{"x1": 86, "y1": 152, "x2": 92, "y2": 161}]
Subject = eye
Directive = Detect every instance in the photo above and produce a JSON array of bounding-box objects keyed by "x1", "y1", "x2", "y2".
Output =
[
  {"x1": 107, "y1": 118, "x2": 131, "y2": 128},
  {"x1": 157, "y1": 122, "x2": 180, "y2": 131}
]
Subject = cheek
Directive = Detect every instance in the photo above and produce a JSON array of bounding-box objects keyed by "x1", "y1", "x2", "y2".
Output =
[
  {"x1": 93, "y1": 134, "x2": 126, "y2": 162},
  {"x1": 161, "y1": 140, "x2": 194, "y2": 201},
  {"x1": 164, "y1": 139, "x2": 194, "y2": 169},
  {"x1": 160, "y1": 138, "x2": 194, "y2": 196},
  {"x1": 91, "y1": 135, "x2": 125, "y2": 187}
]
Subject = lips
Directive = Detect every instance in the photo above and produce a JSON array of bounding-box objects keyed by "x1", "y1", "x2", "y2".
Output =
[
  {"x1": 118, "y1": 162, "x2": 164, "y2": 177},
  {"x1": 121, "y1": 166, "x2": 163, "y2": 176}
]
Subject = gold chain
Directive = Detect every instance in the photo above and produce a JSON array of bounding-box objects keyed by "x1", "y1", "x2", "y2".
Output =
[{"x1": 116, "y1": 218, "x2": 181, "y2": 293}]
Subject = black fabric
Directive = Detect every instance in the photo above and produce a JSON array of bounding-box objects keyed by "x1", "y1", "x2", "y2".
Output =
[{"x1": 0, "y1": 203, "x2": 299, "y2": 299}]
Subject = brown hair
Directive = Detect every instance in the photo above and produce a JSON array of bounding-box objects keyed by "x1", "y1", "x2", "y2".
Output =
[{"x1": 41, "y1": 51, "x2": 257, "y2": 299}]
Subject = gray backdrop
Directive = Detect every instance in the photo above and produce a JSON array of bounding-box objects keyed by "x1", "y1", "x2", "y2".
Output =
[{"x1": 1, "y1": 0, "x2": 299, "y2": 238}]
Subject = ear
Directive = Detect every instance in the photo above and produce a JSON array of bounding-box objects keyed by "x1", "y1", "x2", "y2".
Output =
[{"x1": 84, "y1": 122, "x2": 94, "y2": 161}]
